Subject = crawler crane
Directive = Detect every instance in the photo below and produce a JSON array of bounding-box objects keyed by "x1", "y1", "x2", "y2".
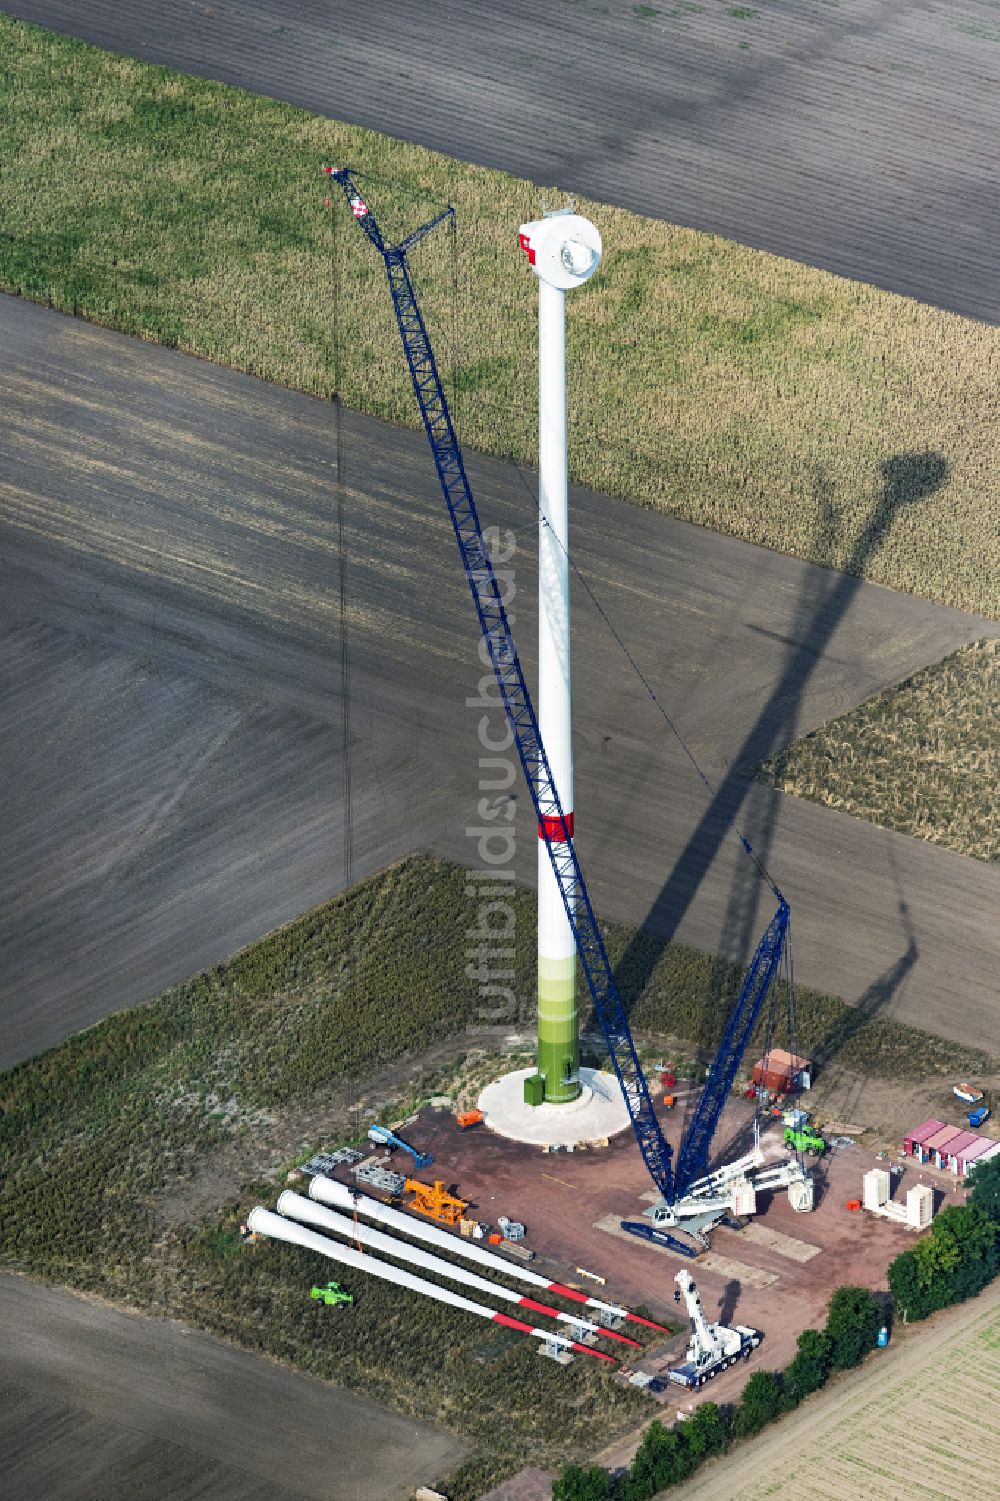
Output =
[{"x1": 324, "y1": 167, "x2": 812, "y2": 1248}]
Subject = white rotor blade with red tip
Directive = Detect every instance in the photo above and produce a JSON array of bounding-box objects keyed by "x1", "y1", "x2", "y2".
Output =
[
  {"x1": 278, "y1": 1191, "x2": 639, "y2": 1349},
  {"x1": 309, "y1": 1177, "x2": 668, "y2": 1332},
  {"x1": 246, "y1": 1208, "x2": 613, "y2": 1361}
]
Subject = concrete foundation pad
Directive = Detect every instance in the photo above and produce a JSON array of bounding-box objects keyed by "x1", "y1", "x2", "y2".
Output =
[{"x1": 478, "y1": 1066, "x2": 632, "y2": 1146}]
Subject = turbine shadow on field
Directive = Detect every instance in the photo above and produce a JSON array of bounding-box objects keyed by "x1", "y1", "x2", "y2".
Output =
[
  {"x1": 607, "y1": 452, "x2": 949, "y2": 1071},
  {"x1": 814, "y1": 839, "x2": 919, "y2": 1127}
]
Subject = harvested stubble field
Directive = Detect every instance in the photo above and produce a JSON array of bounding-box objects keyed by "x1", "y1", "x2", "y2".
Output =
[
  {"x1": 1, "y1": 15, "x2": 998, "y2": 619},
  {"x1": 758, "y1": 638, "x2": 1000, "y2": 863},
  {"x1": 677, "y1": 1281, "x2": 1000, "y2": 1501},
  {"x1": 2, "y1": 856, "x2": 996, "y2": 1494}
]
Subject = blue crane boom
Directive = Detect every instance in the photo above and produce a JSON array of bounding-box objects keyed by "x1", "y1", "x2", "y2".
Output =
[{"x1": 325, "y1": 167, "x2": 789, "y2": 1207}]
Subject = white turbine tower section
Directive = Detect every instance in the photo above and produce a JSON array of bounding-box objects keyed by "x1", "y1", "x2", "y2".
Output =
[
  {"x1": 245, "y1": 1208, "x2": 613, "y2": 1361},
  {"x1": 308, "y1": 1177, "x2": 668, "y2": 1332},
  {"x1": 277, "y1": 1191, "x2": 639, "y2": 1348},
  {"x1": 517, "y1": 209, "x2": 602, "y2": 1106}
]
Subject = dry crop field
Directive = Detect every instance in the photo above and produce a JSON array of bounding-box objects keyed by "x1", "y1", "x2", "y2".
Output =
[
  {"x1": 677, "y1": 1280, "x2": 1000, "y2": 1501},
  {"x1": 758, "y1": 638, "x2": 1000, "y2": 862},
  {"x1": 1, "y1": 15, "x2": 998, "y2": 618}
]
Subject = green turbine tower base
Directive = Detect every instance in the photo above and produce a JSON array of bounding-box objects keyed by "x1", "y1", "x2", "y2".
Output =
[{"x1": 528, "y1": 953, "x2": 580, "y2": 1105}]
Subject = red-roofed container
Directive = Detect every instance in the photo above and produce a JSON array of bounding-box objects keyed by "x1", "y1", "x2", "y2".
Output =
[
  {"x1": 922, "y1": 1125, "x2": 964, "y2": 1163},
  {"x1": 934, "y1": 1130, "x2": 979, "y2": 1170},
  {"x1": 957, "y1": 1138, "x2": 1000, "y2": 1177},
  {"x1": 751, "y1": 1049, "x2": 812, "y2": 1094},
  {"x1": 904, "y1": 1119, "x2": 947, "y2": 1162}
]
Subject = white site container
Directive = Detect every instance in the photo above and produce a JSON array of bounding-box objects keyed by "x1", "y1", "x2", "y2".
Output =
[
  {"x1": 863, "y1": 1168, "x2": 890, "y2": 1211},
  {"x1": 906, "y1": 1184, "x2": 934, "y2": 1229}
]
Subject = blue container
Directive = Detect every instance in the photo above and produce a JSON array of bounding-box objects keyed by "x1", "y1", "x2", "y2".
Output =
[{"x1": 877, "y1": 1326, "x2": 889, "y2": 1348}]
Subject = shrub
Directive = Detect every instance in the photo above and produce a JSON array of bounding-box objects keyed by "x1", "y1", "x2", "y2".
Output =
[
  {"x1": 888, "y1": 1247, "x2": 939, "y2": 1323},
  {"x1": 969, "y1": 1154, "x2": 1000, "y2": 1224},
  {"x1": 891, "y1": 1202, "x2": 1000, "y2": 1321},
  {"x1": 621, "y1": 1419, "x2": 694, "y2": 1498},
  {"x1": 731, "y1": 1369, "x2": 783, "y2": 1436},
  {"x1": 824, "y1": 1285, "x2": 882, "y2": 1370},
  {"x1": 782, "y1": 1327, "x2": 833, "y2": 1404},
  {"x1": 681, "y1": 1399, "x2": 727, "y2": 1458},
  {"x1": 913, "y1": 1204, "x2": 997, "y2": 1283},
  {"x1": 552, "y1": 1463, "x2": 615, "y2": 1501}
]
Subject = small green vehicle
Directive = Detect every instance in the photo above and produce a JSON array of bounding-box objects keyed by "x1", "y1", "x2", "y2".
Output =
[
  {"x1": 310, "y1": 1281, "x2": 354, "y2": 1307},
  {"x1": 784, "y1": 1126, "x2": 826, "y2": 1156}
]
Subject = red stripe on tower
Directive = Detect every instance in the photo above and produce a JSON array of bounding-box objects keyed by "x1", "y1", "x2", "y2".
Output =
[{"x1": 538, "y1": 812, "x2": 574, "y2": 842}]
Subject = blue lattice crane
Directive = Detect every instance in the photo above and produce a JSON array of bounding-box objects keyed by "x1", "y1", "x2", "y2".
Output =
[{"x1": 324, "y1": 168, "x2": 806, "y2": 1232}]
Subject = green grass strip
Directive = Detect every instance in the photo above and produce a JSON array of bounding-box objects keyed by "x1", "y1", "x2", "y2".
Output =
[{"x1": 0, "y1": 13, "x2": 998, "y2": 617}]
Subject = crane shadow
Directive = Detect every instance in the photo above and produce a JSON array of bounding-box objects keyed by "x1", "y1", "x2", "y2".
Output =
[
  {"x1": 718, "y1": 1277, "x2": 741, "y2": 1325},
  {"x1": 606, "y1": 451, "x2": 948, "y2": 1061}
]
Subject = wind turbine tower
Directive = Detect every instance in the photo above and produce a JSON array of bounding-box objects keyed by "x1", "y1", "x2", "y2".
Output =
[{"x1": 518, "y1": 209, "x2": 602, "y2": 1106}]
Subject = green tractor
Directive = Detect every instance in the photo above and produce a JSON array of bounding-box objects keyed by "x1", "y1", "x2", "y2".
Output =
[
  {"x1": 310, "y1": 1280, "x2": 354, "y2": 1308},
  {"x1": 783, "y1": 1125, "x2": 826, "y2": 1156}
]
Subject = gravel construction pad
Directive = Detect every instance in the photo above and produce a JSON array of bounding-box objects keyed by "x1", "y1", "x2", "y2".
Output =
[
  {"x1": 696, "y1": 1253, "x2": 780, "y2": 1290},
  {"x1": 7, "y1": 0, "x2": 1000, "y2": 324},
  {"x1": 392, "y1": 1094, "x2": 973, "y2": 1406}
]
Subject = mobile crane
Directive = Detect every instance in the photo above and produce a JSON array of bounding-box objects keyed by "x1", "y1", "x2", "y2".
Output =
[
  {"x1": 324, "y1": 167, "x2": 811, "y2": 1243},
  {"x1": 667, "y1": 1270, "x2": 762, "y2": 1389}
]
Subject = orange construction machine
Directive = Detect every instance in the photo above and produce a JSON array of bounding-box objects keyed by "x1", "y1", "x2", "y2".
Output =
[{"x1": 405, "y1": 1179, "x2": 467, "y2": 1226}]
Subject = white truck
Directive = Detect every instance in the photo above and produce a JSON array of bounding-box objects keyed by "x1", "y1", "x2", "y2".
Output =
[{"x1": 667, "y1": 1270, "x2": 763, "y2": 1390}]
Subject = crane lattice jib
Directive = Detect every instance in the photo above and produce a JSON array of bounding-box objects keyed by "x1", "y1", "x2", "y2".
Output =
[
  {"x1": 671, "y1": 899, "x2": 789, "y2": 1198},
  {"x1": 327, "y1": 168, "x2": 789, "y2": 1208},
  {"x1": 326, "y1": 166, "x2": 675, "y2": 1201}
]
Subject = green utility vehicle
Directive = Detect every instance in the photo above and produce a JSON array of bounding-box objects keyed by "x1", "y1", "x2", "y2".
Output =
[
  {"x1": 783, "y1": 1125, "x2": 826, "y2": 1156},
  {"x1": 309, "y1": 1281, "x2": 354, "y2": 1307}
]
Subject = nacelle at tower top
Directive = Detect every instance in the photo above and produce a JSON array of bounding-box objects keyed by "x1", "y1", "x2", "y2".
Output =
[{"x1": 519, "y1": 212, "x2": 602, "y2": 290}]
